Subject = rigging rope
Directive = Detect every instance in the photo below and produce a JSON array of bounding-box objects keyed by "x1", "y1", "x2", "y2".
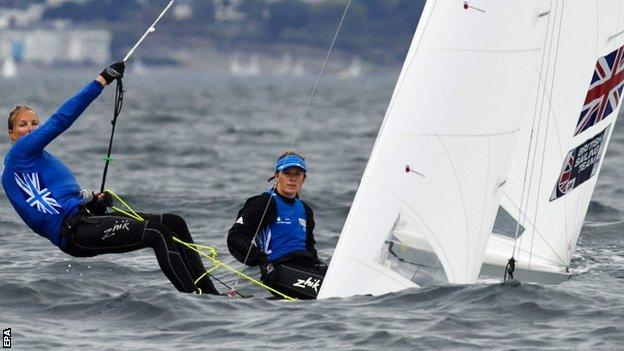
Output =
[
  {"x1": 99, "y1": 79, "x2": 124, "y2": 193},
  {"x1": 123, "y1": 1, "x2": 176, "y2": 62}
]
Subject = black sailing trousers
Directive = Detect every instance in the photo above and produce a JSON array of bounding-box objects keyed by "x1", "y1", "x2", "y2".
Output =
[{"x1": 60, "y1": 210, "x2": 218, "y2": 295}]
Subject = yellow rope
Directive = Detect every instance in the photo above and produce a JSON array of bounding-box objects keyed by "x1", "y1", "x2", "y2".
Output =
[
  {"x1": 170, "y1": 236, "x2": 295, "y2": 300},
  {"x1": 103, "y1": 189, "x2": 296, "y2": 301},
  {"x1": 105, "y1": 190, "x2": 143, "y2": 221}
]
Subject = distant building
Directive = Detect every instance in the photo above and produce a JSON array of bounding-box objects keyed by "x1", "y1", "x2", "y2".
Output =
[
  {"x1": 1, "y1": 27, "x2": 111, "y2": 65},
  {"x1": 0, "y1": 4, "x2": 45, "y2": 29},
  {"x1": 0, "y1": 2, "x2": 110, "y2": 65}
]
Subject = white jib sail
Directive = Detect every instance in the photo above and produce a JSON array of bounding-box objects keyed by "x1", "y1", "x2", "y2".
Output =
[
  {"x1": 319, "y1": 0, "x2": 550, "y2": 299},
  {"x1": 483, "y1": 0, "x2": 624, "y2": 282}
]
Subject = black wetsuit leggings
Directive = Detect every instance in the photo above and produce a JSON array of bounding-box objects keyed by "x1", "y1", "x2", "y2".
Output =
[
  {"x1": 60, "y1": 211, "x2": 218, "y2": 295},
  {"x1": 263, "y1": 255, "x2": 327, "y2": 300}
]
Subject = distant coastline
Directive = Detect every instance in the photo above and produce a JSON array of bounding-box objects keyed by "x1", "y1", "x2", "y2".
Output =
[{"x1": 0, "y1": 0, "x2": 425, "y2": 70}]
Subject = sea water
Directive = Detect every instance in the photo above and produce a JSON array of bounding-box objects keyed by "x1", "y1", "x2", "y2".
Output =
[{"x1": 1, "y1": 67, "x2": 623, "y2": 350}]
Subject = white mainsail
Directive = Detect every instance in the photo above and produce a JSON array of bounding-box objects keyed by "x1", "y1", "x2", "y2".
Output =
[
  {"x1": 318, "y1": 0, "x2": 549, "y2": 299},
  {"x1": 482, "y1": 0, "x2": 624, "y2": 282}
]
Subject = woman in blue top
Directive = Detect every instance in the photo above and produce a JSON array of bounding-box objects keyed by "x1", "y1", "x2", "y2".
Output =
[
  {"x1": 2, "y1": 63, "x2": 218, "y2": 295},
  {"x1": 227, "y1": 151, "x2": 327, "y2": 299}
]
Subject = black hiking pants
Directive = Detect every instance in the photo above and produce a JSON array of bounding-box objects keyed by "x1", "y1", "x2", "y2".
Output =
[{"x1": 60, "y1": 209, "x2": 218, "y2": 295}]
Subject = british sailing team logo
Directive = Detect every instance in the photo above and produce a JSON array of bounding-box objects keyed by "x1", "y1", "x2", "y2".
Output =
[
  {"x1": 13, "y1": 172, "x2": 61, "y2": 214},
  {"x1": 575, "y1": 44, "x2": 624, "y2": 136},
  {"x1": 551, "y1": 126, "x2": 611, "y2": 201}
]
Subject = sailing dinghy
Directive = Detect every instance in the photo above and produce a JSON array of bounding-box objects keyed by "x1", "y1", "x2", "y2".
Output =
[{"x1": 318, "y1": 0, "x2": 624, "y2": 299}]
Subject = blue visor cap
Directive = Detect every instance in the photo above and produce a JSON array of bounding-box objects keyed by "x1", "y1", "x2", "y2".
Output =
[{"x1": 275, "y1": 154, "x2": 307, "y2": 172}]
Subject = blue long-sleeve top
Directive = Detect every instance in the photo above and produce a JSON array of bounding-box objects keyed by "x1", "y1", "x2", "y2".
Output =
[{"x1": 2, "y1": 80, "x2": 104, "y2": 247}]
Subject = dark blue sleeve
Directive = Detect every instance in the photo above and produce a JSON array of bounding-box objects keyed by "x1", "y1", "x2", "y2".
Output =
[{"x1": 12, "y1": 80, "x2": 104, "y2": 158}]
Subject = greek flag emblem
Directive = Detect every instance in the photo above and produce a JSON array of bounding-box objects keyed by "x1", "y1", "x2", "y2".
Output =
[{"x1": 13, "y1": 172, "x2": 62, "y2": 214}]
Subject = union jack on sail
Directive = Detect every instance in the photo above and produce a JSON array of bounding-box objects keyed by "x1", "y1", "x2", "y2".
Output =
[
  {"x1": 575, "y1": 45, "x2": 624, "y2": 136},
  {"x1": 557, "y1": 153, "x2": 575, "y2": 195},
  {"x1": 14, "y1": 172, "x2": 62, "y2": 214}
]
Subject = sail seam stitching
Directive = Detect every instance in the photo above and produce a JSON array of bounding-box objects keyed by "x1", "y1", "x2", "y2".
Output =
[{"x1": 437, "y1": 135, "x2": 470, "y2": 282}]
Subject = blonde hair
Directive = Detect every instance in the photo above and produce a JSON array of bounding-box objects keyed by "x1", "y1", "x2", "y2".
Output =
[{"x1": 7, "y1": 105, "x2": 37, "y2": 131}]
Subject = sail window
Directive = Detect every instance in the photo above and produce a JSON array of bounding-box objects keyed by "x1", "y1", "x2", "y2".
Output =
[
  {"x1": 379, "y1": 239, "x2": 448, "y2": 286},
  {"x1": 377, "y1": 215, "x2": 448, "y2": 286},
  {"x1": 492, "y1": 206, "x2": 524, "y2": 238}
]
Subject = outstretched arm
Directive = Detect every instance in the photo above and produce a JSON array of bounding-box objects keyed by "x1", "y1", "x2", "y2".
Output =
[
  {"x1": 12, "y1": 62, "x2": 125, "y2": 158},
  {"x1": 13, "y1": 80, "x2": 104, "y2": 158}
]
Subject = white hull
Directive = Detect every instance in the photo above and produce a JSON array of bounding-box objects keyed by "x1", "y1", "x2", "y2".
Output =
[{"x1": 479, "y1": 263, "x2": 571, "y2": 284}]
